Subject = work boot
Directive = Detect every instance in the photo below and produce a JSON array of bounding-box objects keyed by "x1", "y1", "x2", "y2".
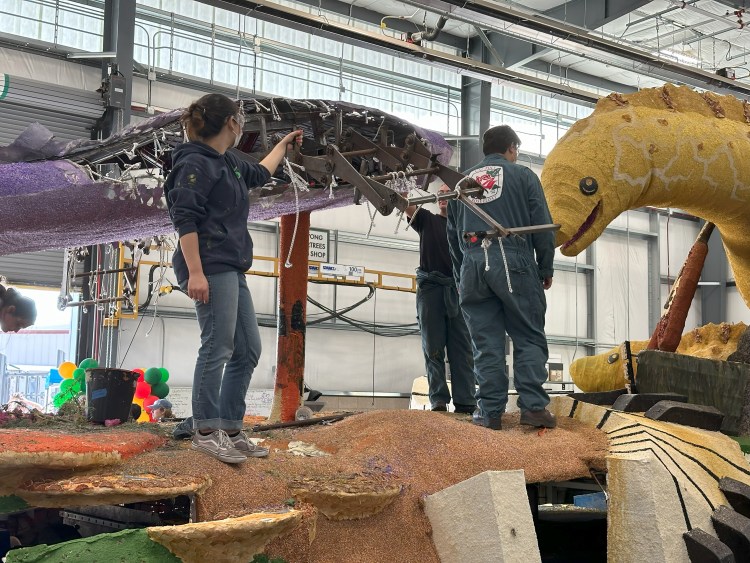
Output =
[
  {"x1": 453, "y1": 404, "x2": 477, "y2": 414},
  {"x1": 520, "y1": 409, "x2": 557, "y2": 428},
  {"x1": 431, "y1": 401, "x2": 447, "y2": 412},
  {"x1": 472, "y1": 409, "x2": 502, "y2": 430}
]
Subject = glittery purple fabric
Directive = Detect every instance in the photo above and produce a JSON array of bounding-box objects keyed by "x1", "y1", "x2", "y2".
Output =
[{"x1": 0, "y1": 99, "x2": 453, "y2": 256}]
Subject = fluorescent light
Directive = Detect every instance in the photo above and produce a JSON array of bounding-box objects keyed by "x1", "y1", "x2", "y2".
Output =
[{"x1": 67, "y1": 51, "x2": 117, "y2": 59}]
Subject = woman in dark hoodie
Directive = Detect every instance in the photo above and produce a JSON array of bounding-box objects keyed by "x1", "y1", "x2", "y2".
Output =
[{"x1": 165, "y1": 93, "x2": 301, "y2": 464}]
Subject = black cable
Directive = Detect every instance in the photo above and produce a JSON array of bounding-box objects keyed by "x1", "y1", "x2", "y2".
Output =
[{"x1": 118, "y1": 314, "x2": 146, "y2": 369}]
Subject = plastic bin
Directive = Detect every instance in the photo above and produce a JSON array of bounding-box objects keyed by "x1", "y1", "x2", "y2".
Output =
[{"x1": 85, "y1": 368, "x2": 139, "y2": 423}]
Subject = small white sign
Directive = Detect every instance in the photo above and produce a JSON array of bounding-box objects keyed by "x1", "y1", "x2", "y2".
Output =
[
  {"x1": 321, "y1": 263, "x2": 365, "y2": 278},
  {"x1": 167, "y1": 387, "x2": 273, "y2": 418},
  {"x1": 308, "y1": 229, "x2": 329, "y2": 262}
]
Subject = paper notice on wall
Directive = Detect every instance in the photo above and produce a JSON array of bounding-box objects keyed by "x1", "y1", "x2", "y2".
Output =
[{"x1": 167, "y1": 387, "x2": 273, "y2": 418}]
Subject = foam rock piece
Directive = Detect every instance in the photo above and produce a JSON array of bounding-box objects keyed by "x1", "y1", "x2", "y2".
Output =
[
  {"x1": 567, "y1": 388, "x2": 627, "y2": 406},
  {"x1": 711, "y1": 506, "x2": 750, "y2": 562},
  {"x1": 147, "y1": 510, "x2": 302, "y2": 563},
  {"x1": 609, "y1": 451, "x2": 697, "y2": 562},
  {"x1": 423, "y1": 470, "x2": 540, "y2": 563},
  {"x1": 612, "y1": 393, "x2": 688, "y2": 413},
  {"x1": 683, "y1": 528, "x2": 735, "y2": 563},
  {"x1": 719, "y1": 477, "x2": 750, "y2": 519},
  {"x1": 645, "y1": 400, "x2": 724, "y2": 431}
]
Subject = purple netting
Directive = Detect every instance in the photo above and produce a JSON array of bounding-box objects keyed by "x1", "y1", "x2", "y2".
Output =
[
  {"x1": 0, "y1": 161, "x2": 398, "y2": 256},
  {"x1": 0, "y1": 98, "x2": 453, "y2": 255}
]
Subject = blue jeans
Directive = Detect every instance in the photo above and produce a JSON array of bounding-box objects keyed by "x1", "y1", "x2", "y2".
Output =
[
  {"x1": 459, "y1": 241, "x2": 550, "y2": 418},
  {"x1": 184, "y1": 271, "x2": 261, "y2": 432},
  {"x1": 416, "y1": 276, "x2": 476, "y2": 410}
]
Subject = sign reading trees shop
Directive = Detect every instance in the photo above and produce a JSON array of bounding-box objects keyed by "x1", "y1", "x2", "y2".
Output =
[{"x1": 308, "y1": 229, "x2": 329, "y2": 262}]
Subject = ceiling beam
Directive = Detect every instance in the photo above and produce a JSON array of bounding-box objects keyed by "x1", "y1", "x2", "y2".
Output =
[
  {"x1": 200, "y1": 0, "x2": 599, "y2": 104},
  {"x1": 492, "y1": 0, "x2": 653, "y2": 70},
  {"x1": 399, "y1": 0, "x2": 750, "y2": 98},
  {"x1": 524, "y1": 59, "x2": 638, "y2": 94}
]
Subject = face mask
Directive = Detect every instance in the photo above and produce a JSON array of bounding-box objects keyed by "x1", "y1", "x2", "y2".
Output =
[{"x1": 232, "y1": 114, "x2": 245, "y2": 149}]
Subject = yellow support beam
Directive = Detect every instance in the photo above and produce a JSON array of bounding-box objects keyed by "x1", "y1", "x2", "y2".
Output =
[{"x1": 108, "y1": 254, "x2": 417, "y2": 323}]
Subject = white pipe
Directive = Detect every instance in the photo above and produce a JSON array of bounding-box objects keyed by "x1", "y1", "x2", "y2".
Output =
[{"x1": 667, "y1": 0, "x2": 746, "y2": 31}]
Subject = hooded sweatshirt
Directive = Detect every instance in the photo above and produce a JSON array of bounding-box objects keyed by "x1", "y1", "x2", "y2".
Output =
[{"x1": 165, "y1": 142, "x2": 271, "y2": 284}]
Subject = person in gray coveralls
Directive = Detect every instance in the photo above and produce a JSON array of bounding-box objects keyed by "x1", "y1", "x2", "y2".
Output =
[
  {"x1": 446, "y1": 125, "x2": 556, "y2": 431},
  {"x1": 406, "y1": 185, "x2": 476, "y2": 414}
]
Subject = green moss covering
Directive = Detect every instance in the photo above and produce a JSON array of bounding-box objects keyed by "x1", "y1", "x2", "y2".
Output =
[
  {"x1": 732, "y1": 435, "x2": 750, "y2": 454},
  {"x1": 6, "y1": 529, "x2": 179, "y2": 563},
  {"x1": 0, "y1": 495, "x2": 29, "y2": 514}
]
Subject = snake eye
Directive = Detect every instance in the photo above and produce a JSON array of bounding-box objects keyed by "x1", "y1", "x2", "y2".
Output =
[
  {"x1": 579, "y1": 177, "x2": 598, "y2": 196},
  {"x1": 607, "y1": 353, "x2": 620, "y2": 364}
]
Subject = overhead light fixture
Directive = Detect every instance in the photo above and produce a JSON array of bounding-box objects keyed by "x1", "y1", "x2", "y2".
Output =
[{"x1": 67, "y1": 51, "x2": 117, "y2": 59}]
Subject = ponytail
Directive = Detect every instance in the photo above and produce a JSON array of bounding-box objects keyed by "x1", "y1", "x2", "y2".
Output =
[{"x1": 181, "y1": 93, "x2": 239, "y2": 142}]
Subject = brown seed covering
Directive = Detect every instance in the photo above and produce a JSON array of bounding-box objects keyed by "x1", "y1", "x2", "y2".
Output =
[{"x1": 118, "y1": 410, "x2": 607, "y2": 563}]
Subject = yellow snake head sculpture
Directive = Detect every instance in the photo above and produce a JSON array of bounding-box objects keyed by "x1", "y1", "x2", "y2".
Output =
[{"x1": 541, "y1": 84, "x2": 750, "y2": 305}]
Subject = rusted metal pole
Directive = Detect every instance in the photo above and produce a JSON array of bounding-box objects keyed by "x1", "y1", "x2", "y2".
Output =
[{"x1": 269, "y1": 212, "x2": 310, "y2": 423}]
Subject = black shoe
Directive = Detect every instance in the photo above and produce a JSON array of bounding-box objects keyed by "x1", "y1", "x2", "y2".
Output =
[
  {"x1": 431, "y1": 402, "x2": 448, "y2": 412},
  {"x1": 472, "y1": 409, "x2": 502, "y2": 430},
  {"x1": 173, "y1": 417, "x2": 194, "y2": 440},
  {"x1": 454, "y1": 404, "x2": 476, "y2": 414},
  {"x1": 520, "y1": 409, "x2": 557, "y2": 428}
]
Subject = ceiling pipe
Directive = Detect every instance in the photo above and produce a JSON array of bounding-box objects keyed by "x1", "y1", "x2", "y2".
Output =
[
  {"x1": 412, "y1": 15, "x2": 447, "y2": 44},
  {"x1": 401, "y1": 0, "x2": 750, "y2": 97},
  {"x1": 207, "y1": 0, "x2": 600, "y2": 104},
  {"x1": 666, "y1": 0, "x2": 746, "y2": 30}
]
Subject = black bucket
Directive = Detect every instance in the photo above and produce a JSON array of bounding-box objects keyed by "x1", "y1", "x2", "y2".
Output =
[{"x1": 85, "y1": 368, "x2": 139, "y2": 423}]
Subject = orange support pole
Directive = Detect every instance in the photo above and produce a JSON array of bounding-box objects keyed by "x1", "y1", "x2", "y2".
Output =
[{"x1": 269, "y1": 212, "x2": 310, "y2": 423}]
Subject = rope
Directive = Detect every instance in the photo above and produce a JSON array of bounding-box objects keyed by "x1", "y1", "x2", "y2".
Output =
[{"x1": 282, "y1": 157, "x2": 309, "y2": 268}]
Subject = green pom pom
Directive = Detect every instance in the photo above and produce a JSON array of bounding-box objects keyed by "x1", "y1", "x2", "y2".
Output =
[
  {"x1": 73, "y1": 368, "x2": 86, "y2": 381},
  {"x1": 53, "y1": 393, "x2": 68, "y2": 408},
  {"x1": 151, "y1": 382, "x2": 170, "y2": 399},
  {"x1": 158, "y1": 367, "x2": 170, "y2": 382},
  {"x1": 144, "y1": 367, "x2": 162, "y2": 385},
  {"x1": 79, "y1": 358, "x2": 99, "y2": 370},
  {"x1": 60, "y1": 379, "x2": 74, "y2": 392}
]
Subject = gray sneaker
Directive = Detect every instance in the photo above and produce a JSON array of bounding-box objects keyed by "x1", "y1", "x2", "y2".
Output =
[
  {"x1": 229, "y1": 431, "x2": 269, "y2": 458},
  {"x1": 520, "y1": 409, "x2": 557, "y2": 428},
  {"x1": 191, "y1": 430, "x2": 246, "y2": 464}
]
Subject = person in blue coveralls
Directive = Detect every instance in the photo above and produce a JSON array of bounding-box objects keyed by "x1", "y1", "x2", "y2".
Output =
[{"x1": 446, "y1": 125, "x2": 556, "y2": 431}]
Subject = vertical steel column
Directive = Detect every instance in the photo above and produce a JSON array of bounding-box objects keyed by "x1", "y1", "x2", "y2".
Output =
[
  {"x1": 460, "y1": 35, "x2": 492, "y2": 170},
  {"x1": 270, "y1": 212, "x2": 311, "y2": 422},
  {"x1": 78, "y1": 0, "x2": 135, "y2": 364},
  {"x1": 648, "y1": 211, "x2": 662, "y2": 332},
  {"x1": 701, "y1": 221, "x2": 728, "y2": 324}
]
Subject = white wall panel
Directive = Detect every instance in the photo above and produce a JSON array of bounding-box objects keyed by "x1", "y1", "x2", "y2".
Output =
[
  {"x1": 659, "y1": 215, "x2": 700, "y2": 277},
  {"x1": 727, "y1": 287, "x2": 750, "y2": 324},
  {"x1": 594, "y1": 233, "x2": 650, "y2": 345},
  {"x1": 545, "y1": 270, "x2": 589, "y2": 339}
]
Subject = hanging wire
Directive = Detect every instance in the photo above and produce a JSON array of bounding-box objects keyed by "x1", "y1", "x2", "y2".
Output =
[{"x1": 371, "y1": 288, "x2": 377, "y2": 406}]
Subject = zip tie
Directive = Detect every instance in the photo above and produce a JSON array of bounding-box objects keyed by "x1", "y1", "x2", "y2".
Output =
[
  {"x1": 393, "y1": 209, "x2": 405, "y2": 234},
  {"x1": 270, "y1": 98, "x2": 281, "y2": 121},
  {"x1": 328, "y1": 176, "x2": 337, "y2": 199},
  {"x1": 365, "y1": 201, "x2": 377, "y2": 238}
]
